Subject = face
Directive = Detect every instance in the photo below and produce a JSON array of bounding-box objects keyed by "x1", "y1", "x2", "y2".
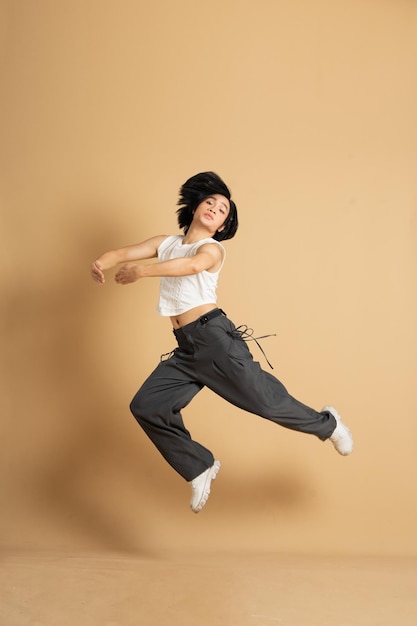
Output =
[{"x1": 194, "y1": 194, "x2": 230, "y2": 233}]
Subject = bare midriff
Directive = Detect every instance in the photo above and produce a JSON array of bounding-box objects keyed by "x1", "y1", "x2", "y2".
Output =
[{"x1": 170, "y1": 303, "x2": 219, "y2": 329}]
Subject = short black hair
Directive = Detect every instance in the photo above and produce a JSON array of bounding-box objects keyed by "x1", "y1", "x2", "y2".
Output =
[{"x1": 176, "y1": 171, "x2": 238, "y2": 241}]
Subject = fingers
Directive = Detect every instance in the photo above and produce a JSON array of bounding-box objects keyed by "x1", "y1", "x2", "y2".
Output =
[
  {"x1": 115, "y1": 267, "x2": 128, "y2": 284},
  {"x1": 91, "y1": 261, "x2": 138, "y2": 285},
  {"x1": 114, "y1": 267, "x2": 124, "y2": 284},
  {"x1": 91, "y1": 261, "x2": 105, "y2": 284},
  {"x1": 115, "y1": 263, "x2": 137, "y2": 284}
]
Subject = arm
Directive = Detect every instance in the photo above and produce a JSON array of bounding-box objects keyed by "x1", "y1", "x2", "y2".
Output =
[
  {"x1": 114, "y1": 242, "x2": 223, "y2": 285},
  {"x1": 90, "y1": 235, "x2": 167, "y2": 284}
]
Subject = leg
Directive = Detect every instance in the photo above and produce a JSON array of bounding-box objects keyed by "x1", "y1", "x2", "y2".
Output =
[
  {"x1": 207, "y1": 335, "x2": 353, "y2": 454},
  {"x1": 188, "y1": 315, "x2": 347, "y2": 443},
  {"x1": 130, "y1": 353, "x2": 215, "y2": 481},
  {"x1": 208, "y1": 346, "x2": 336, "y2": 439}
]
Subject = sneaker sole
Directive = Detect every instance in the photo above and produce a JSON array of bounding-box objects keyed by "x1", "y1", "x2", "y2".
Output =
[
  {"x1": 323, "y1": 405, "x2": 354, "y2": 456},
  {"x1": 191, "y1": 460, "x2": 221, "y2": 513}
]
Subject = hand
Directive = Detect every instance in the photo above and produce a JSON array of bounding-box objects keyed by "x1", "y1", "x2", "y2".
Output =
[
  {"x1": 91, "y1": 260, "x2": 105, "y2": 284},
  {"x1": 115, "y1": 263, "x2": 140, "y2": 285}
]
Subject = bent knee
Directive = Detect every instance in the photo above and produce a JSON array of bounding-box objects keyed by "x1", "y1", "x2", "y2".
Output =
[
  {"x1": 130, "y1": 391, "x2": 148, "y2": 423},
  {"x1": 130, "y1": 389, "x2": 166, "y2": 427}
]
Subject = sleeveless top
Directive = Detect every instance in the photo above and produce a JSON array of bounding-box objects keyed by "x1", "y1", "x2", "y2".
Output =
[{"x1": 157, "y1": 235, "x2": 225, "y2": 316}]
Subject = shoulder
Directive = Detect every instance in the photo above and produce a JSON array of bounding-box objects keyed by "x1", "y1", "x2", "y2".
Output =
[
  {"x1": 198, "y1": 240, "x2": 225, "y2": 255},
  {"x1": 196, "y1": 240, "x2": 226, "y2": 268}
]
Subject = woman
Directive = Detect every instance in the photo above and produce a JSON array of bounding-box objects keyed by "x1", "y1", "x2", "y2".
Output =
[{"x1": 91, "y1": 172, "x2": 353, "y2": 513}]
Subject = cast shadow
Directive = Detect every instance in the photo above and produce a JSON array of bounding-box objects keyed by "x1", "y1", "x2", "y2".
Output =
[{"x1": 3, "y1": 205, "x2": 168, "y2": 555}]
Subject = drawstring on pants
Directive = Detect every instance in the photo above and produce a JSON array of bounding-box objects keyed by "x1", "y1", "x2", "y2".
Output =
[
  {"x1": 160, "y1": 349, "x2": 176, "y2": 361},
  {"x1": 160, "y1": 312, "x2": 277, "y2": 369},
  {"x1": 228, "y1": 325, "x2": 276, "y2": 369}
]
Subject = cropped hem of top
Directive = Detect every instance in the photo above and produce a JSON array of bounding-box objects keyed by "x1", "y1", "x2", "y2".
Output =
[{"x1": 157, "y1": 235, "x2": 226, "y2": 317}]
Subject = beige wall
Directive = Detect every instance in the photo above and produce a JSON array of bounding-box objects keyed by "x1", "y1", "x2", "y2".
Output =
[{"x1": 1, "y1": 0, "x2": 416, "y2": 557}]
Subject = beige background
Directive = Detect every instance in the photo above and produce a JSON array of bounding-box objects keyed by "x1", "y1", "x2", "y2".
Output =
[{"x1": 1, "y1": 0, "x2": 417, "y2": 563}]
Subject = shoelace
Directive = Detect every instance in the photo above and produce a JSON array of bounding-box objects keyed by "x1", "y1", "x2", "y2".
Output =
[{"x1": 228, "y1": 325, "x2": 276, "y2": 369}]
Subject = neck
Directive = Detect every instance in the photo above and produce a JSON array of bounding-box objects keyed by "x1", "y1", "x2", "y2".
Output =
[{"x1": 182, "y1": 224, "x2": 216, "y2": 244}]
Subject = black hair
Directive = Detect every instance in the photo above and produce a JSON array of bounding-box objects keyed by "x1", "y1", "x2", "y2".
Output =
[{"x1": 176, "y1": 171, "x2": 238, "y2": 241}]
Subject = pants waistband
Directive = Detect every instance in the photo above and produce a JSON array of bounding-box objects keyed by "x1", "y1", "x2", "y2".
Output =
[
  {"x1": 174, "y1": 308, "x2": 226, "y2": 335},
  {"x1": 197, "y1": 308, "x2": 226, "y2": 326},
  {"x1": 172, "y1": 308, "x2": 225, "y2": 350}
]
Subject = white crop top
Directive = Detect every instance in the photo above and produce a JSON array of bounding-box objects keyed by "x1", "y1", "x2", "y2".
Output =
[{"x1": 157, "y1": 235, "x2": 225, "y2": 316}]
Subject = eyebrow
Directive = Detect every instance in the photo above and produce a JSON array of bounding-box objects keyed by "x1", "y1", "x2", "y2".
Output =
[{"x1": 207, "y1": 196, "x2": 230, "y2": 212}]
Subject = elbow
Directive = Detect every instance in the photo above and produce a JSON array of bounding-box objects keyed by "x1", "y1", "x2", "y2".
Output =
[{"x1": 188, "y1": 260, "x2": 204, "y2": 275}]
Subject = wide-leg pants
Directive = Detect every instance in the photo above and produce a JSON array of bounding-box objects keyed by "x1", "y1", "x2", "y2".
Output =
[{"x1": 130, "y1": 309, "x2": 337, "y2": 481}]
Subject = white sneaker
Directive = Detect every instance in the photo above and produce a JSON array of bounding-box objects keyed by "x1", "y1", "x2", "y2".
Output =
[
  {"x1": 189, "y1": 460, "x2": 221, "y2": 513},
  {"x1": 323, "y1": 406, "x2": 354, "y2": 456}
]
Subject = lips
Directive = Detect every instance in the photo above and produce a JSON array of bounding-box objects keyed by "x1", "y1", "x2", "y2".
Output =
[{"x1": 204, "y1": 212, "x2": 214, "y2": 221}]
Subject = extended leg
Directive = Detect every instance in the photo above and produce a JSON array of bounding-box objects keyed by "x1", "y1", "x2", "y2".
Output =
[{"x1": 187, "y1": 315, "x2": 351, "y2": 450}]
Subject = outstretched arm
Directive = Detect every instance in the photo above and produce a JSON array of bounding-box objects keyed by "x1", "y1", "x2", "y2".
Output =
[
  {"x1": 91, "y1": 235, "x2": 166, "y2": 284},
  {"x1": 114, "y1": 242, "x2": 223, "y2": 285}
]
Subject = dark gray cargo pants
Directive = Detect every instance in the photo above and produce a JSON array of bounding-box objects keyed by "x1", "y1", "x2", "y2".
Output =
[{"x1": 130, "y1": 309, "x2": 336, "y2": 481}]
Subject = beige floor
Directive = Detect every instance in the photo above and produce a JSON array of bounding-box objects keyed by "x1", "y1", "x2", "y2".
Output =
[{"x1": 1, "y1": 550, "x2": 416, "y2": 626}]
